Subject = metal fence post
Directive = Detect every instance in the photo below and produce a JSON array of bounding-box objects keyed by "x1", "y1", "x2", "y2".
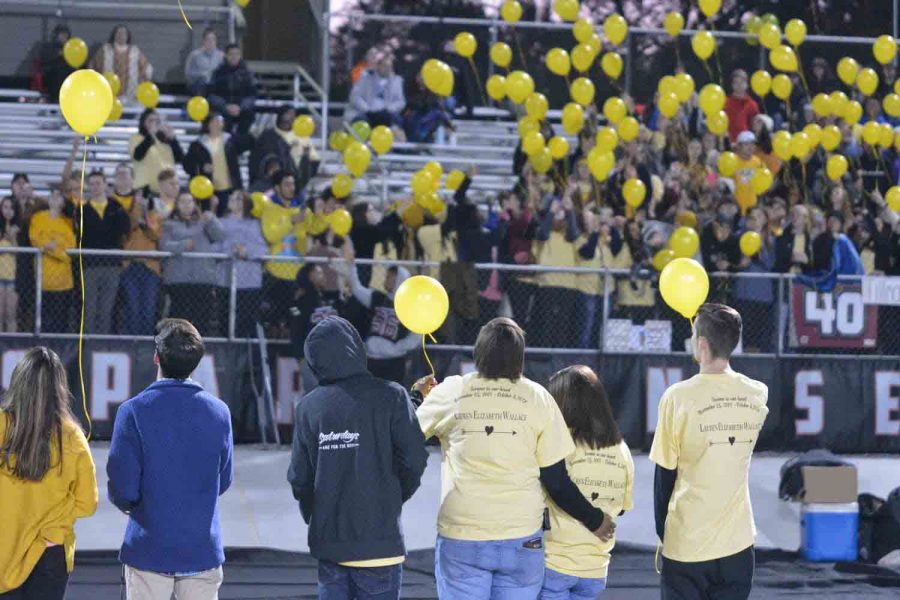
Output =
[
  {"x1": 228, "y1": 257, "x2": 238, "y2": 341},
  {"x1": 776, "y1": 274, "x2": 785, "y2": 357},
  {"x1": 34, "y1": 251, "x2": 42, "y2": 336},
  {"x1": 320, "y1": 10, "x2": 331, "y2": 155},
  {"x1": 487, "y1": 24, "x2": 498, "y2": 81},
  {"x1": 227, "y1": 6, "x2": 236, "y2": 44}
]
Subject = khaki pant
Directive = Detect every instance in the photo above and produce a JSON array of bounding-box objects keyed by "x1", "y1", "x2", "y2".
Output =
[{"x1": 124, "y1": 566, "x2": 223, "y2": 600}]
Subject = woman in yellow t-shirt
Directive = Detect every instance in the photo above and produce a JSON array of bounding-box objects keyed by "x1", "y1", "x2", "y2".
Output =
[
  {"x1": 29, "y1": 188, "x2": 76, "y2": 333},
  {"x1": 129, "y1": 109, "x2": 184, "y2": 193},
  {"x1": 0, "y1": 347, "x2": 98, "y2": 597},
  {"x1": 0, "y1": 197, "x2": 20, "y2": 332},
  {"x1": 542, "y1": 365, "x2": 634, "y2": 599}
]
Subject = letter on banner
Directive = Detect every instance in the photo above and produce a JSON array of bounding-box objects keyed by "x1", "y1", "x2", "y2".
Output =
[
  {"x1": 795, "y1": 370, "x2": 824, "y2": 435},
  {"x1": 875, "y1": 371, "x2": 900, "y2": 436},
  {"x1": 191, "y1": 356, "x2": 220, "y2": 398},
  {"x1": 2, "y1": 349, "x2": 27, "y2": 389},
  {"x1": 276, "y1": 357, "x2": 301, "y2": 424},
  {"x1": 646, "y1": 367, "x2": 683, "y2": 433},
  {"x1": 90, "y1": 352, "x2": 131, "y2": 421}
]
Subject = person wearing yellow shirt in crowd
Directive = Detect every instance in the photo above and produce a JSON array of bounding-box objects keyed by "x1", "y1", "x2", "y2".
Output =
[
  {"x1": 29, "y1": 187, "x2": 75, "y2": 333},
  {"x1": 415, "y1": 318, "x2": 615, "y2": 600},
  {"x1": 574, "y1": 209, "x2": 618, "y2": 349},
  {"x1": 119, "y1": 182, "x2": 164, "y2": 336},
  {"x1": 0, "y1": 347, "x2": 98, "y2": 599},
  {"x1": 0, "y1": 197, "x2": 20, "y2": 332},
  {"x1": 129, "y1": 109, "x2": 184, "y2": 193},
  {"x1": 651, "y1": 304, "x2": 768, "y2": 600},
  {"x1": 542, "y1": 365, "x2": 634, "y2": 599},
  {"x1": 731, "y1": 131, "x2": 763, "y2": 216},
  {"x1": 184, "y1": 110, "x2": 254, "y2": 215}
]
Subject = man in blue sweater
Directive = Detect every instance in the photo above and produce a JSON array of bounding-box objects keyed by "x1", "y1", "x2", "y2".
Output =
[
  {"x1": 288, "y1": 317, "x2": 428, "y2": 600},
  {"x1": 108, "y1": 318, "x2": 233, "y2": 600}
]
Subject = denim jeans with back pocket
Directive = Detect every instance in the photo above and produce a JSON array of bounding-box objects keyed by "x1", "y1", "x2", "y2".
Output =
[
  {"x1": 317, "y1": 561, "x2": 402, "y2": 600},
  {"x1": 539, "y1": 567, "x2": 607, "y2": 600}
]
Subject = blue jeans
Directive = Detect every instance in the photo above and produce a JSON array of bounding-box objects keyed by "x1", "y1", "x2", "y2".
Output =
[
  {"x1": 578, "y1": 293, "x2": 600, "y2": 349},
  {"x1": 540, "y1": 567, "x2": 607, "y2": 599},
  {"x1": 317, "y1": 561, "x2": 402, "y2": 600},
  {"x1": 120, "y1": 263, "x2": 160, "y2": 335},
  {"x1": 435, "y1": 531, "x2": 545, "y2": 600}
]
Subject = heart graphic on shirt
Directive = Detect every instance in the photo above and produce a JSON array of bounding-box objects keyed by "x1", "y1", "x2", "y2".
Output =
[
  {"x1": 591, "y1": 492, "x2": 599, "y2": 502},
  {"x1": 728, "y1": 436, "x2": 736, "y2": 446},
  {"x1": 485, "y1": 426, "x2": 494, "y2": 436}
]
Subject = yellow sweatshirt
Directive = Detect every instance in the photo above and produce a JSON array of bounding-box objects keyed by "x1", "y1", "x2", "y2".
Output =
[
  {"x1": 252, "y1": 197, "x2": 309, "y2": 281},
  {"x1": 29, "y1": 211, "x2": 76, "y2": 292},
  {"x1": 0, "y1": 415, "x2": 98, "y2": 592},
  {"x1": 537, "y1": 231, "x2": 578, "y2": 290}
]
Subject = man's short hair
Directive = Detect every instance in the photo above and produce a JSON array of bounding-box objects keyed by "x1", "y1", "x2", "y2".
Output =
[
  {"x1": 155, "y1": 319, "x2": 204, "y2": 379},
  {"x1": 732, "y1": 69, "x2": 748, "y2": 82},
  {"x1": 694, "y1": 303, "x2": 742, "y2": 360},
  {"x1": 225, "y1": 43, "x2": 240, "y2": 53},
  {"x1": 88, "y1": 169, "x2": 106, "y2": 181},
  {"x1": 474, "y1": 317, "x2": 525, "y2": 380},
  {"x1": 272, "y1": 169, "x2": 294, "y2": 188},
  {"x1": 115, "y1": 162, "x2": 134, "y2": 176},
  {"x1": 158, "y1": 168, "x2": 177, "y2": 183},
  {"x1": 11, "y1": 173, "x2": 29, "y2": 185},
  {"x1": 202, "y1": 27, "x2": 216, "y2": 39}
]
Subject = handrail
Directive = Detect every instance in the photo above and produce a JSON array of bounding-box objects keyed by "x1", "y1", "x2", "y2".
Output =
[{"x1": 2, "y1": 0, "x2": 231, "y2": 13}]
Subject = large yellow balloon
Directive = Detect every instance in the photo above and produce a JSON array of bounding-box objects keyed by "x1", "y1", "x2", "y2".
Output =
[
  {"x1": 421, "y1": 59, "x2": 454, "y2": 96},
  {"x1": 571, "y1": 44, "x2": 594, "y2": 73},
  {"x1": 857, "y1": 68, "x2": 879, "y2": 96},
  {"x1": 659, "y1": 92, "x2": 679, "y2": 118},
  {"x1": 136, "y1": 81, "x2": 160, "y2": 108},
  {"x1": 562, "y1": 102, "x2": 585, "y2": 134},
  {"x1": 548, "y1": 136, "x2": 570, "y2": 159},
  {"x1": 751, "y1": 167, "x2": 773, "y2": 194},
  {"x1": 692, "y1": 31, "x2": 715, "y2": 60},
  {"x1": 506, "y1": 70, "x2": 534, "y2": 104},
  {"x1": 707, "y1": 110, "x2": 728, "y2": 136},
  {"x1": 446, "y1": 170, "x2": 466, "y2": 191},
  {"x1": 370, "y1": 125, "x2": 394, "y2": 155},
  {"x1": 862, "y1": 121, "x2": 881, "y2": 146},
  {"x1": 811, "y1": 93, "x2": 832, "y2": 117},
  {"x1": 740, "y1": 231, "x2": 762, "y2": 257},
  {"x1": 826, "y1": 154, "x2": 848, "y2": 181},
  {"x1": 842, "y1": 100, "x2": 863, "y2": 125},
  {"x1": 790, "y1": 131, "x2": 810, "y2": 159},
  {"x1": 674, "y1": 73, "x2": 695, "y2": 102},
  {"x1": 518, "y1": 117, "x2": 540, "y2": 138},
  {"x1": 821, "y1": 125, "x2": 841, "y2": 151},
  {"x1": 604, "y1": 14, "x2": 628, "y2": 46},
  {"x1": 660, "y1": 258, "x2": 709, "y2": 319},
  {"x1": 523, "y1": 131, "x2": 545, "y2": 156},
  {"x1": 884, "y1": 93, "x2": 900, "y2": 118},
  {"x1": 653, "y1": 248, "x2": 676, "y2": 272},
  {"x1": 803, "y1": 123, "x2": 822, "y2": 148},
  {"x1": 329, "y1": 131, "x2": 350, "y2": 152},
  {"x1": 490, "y1": 42, "x2": 512, "y2": 68},
  {"x1": 554, "y1": 0, "x2": 580, "y2": 22},
  {"x1": 601, "y1": 52, "x2": 624, "y2": 79},
  {"x1": 570, "y1": 77, "x2": 595, "y2": 106},
  {"x1": 525, "y1": 92, "x2": 549, "y2": 120},
  {"x1": 351, "y1": 120, "x2": 371, "y2": 142},
  {"x1": 623, "y1": 178, "x2": 646, "y2": 207},
  {"x1": 530, "y1": 147, "x2": 553, "y2": 173},
  {"x1": 880, "y1": 122, "x2": 896, "y2": 148},
  {"x1": 486, "y1": 75, "x2": 506, "y2": 101},
  {"x1": 394, "y1": 276, "x2": 449, "y2": 335},
  {"x1": 603, "y1": 96, "x2": 627, "y2": 124},
  {"x1": 587, "y1": 147, "x2": 615, "y2": 181},
  {"x1": 424, "y1": 160, "x2": 443, "y2": 185},
  {"x1": 874, "y1": 35, "x2": 898, "y2": 65},
  {"x1": 189, "y1": 175, "x2": 214, "y2": 199},
  {"x1": 108, "y1": 97, "x2": 123, "y2": 122},
  {"x1": 664, "y1": 12, "x2": 684, "y2": 37},
  {"x1": 501, "y1": 0, "x2": 522, "y2": 23},
  {"x1": 546, "y1": 48, "x2": 571, "y2": 76},
  {"x1": 699, "y1": 0, "x2": 721, "y2": 18},
  {"x1": 886, "y1": 186, "x2": 900, "y2": 212},
  {"x1": 698, "y1": 83, "x2": 725, "y2": 114},
  {"x1": 573, "y1": 18, "x2": 594, "y2": 43},
  {"x1": 829, "y1": 91, "x2": 849, "y2": 116},
  {"x1": 837, "y1": 57, "x2": 860, "y2": 86},
  {"x1": 596, "y1": 127, "x2": 618, "y2": 151},
  {"x1": 411, "y1": 169, "x2": 434, "y2": 196},
  {"x1": 188, "y1": 96, "x2": 210, "y2": 122},
  {"x1": 658, "y1": 75, "x2": 677, "y2": 96},
  {"x1": 758, "y1": 23, "x2": 781, "y2": 49},
  {"x1": 771, "y1": 74, "x2": 792, "y2": 100},
  {"x1": 343, "y1": 142, "x2": 372, "y2": 177},
  {"x1": 772, "y1": 131, "x2": 793, "y2": 160},
  {"x1": 770, "y1": 45, "x2": 798, "y2": 72},
  {"x1": 717, "y1": 151, "x2": 739, "y2": 177},
  {"x1": 785, "y1": 19, "x2": 807, "y2": 46},
  {"x1": 331, "y1": 174, "x2": 353, "y2": 199},
  {"x1": 63, "y1": 38, "x2": 88, "y2": 68},
  {"x1": 103, "y1": 71, "x2": 121, "y2": 96},
  {"x1": 618, "y1": 116, "x2": 639, "y2": 141},
  {"x1": 751, "y1": 70, "x2": 772, "y2": 97},
  {"x1": 454, "y1": 32, "x2": 477, "y2": 58},
  {"x1": 329, "y1": 208, "x2": 353, "y2": 237},
  {"x1": 59, "y1": 70, "x2": 113, "y2": 137},
  {"x1": 670, "y1": 226, "x2": 699, "y2": 258}
]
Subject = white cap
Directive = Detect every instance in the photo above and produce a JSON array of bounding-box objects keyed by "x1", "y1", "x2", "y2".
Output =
[{"x1": 736, "y1": 130, "x2": 757, "y2": 144}]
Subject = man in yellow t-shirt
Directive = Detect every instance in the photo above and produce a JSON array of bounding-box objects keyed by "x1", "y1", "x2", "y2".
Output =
[
  {"x1": 650, "y1": 303, "x2": 768, "y2": 599},
  {"x1": 732, "y1": 131, "x2": 763, "y2": 215}
]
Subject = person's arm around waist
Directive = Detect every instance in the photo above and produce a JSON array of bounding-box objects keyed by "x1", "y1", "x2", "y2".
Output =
[{"x1": 540, "y1": 460, "x2": 607, "y2": 532}]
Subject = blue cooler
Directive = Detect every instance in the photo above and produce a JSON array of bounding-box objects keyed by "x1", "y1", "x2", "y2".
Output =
[{"x1": 800, "y1": 502, "x2": 858, "y2": 562}]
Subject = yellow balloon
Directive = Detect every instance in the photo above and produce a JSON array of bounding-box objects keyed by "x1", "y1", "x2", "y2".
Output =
[
  {"x1": 530, "y1": 147, "x2": 554, "y2": 173},
  {"x1": 623, "y1": 178, "x2": 646, "y2": 208},
  {"x1": 573, "y1": 18, "x2": 594, "y2": 43},
  {"x1": 803, "y1": 123, "x2": 822, "y2": 148},
  {"x1": 329, "y1": 131, "x2": 350, "y2": 152},
  {"x1": 501, "y1": 0, "x2": 522, "y2": 23},
  {"x1": 886, "y1": 186, "x2": 900, "y2": 212},
  {"x1": 751, "y1": 167, "x2": 773, "y2": 195},
  {"x1": 554, "y1": 0, "x2": 580, "y2": 22},
  {"x1": 659, "y1": 92, "x2": 680, "y2": 118},
  {"x1": 394, "y1": 275, "x2": 449, "y2": 334},
  {"x1": 446, "y1": 170, "x2": 466, "y2": 191},
  {"x1": 486, "y1": 75, "x2": 507, "y2": 101},
  {"x1": 423, "y1": 160, "x2": 443, "y2": 183},
  {"x1": 570, "y1": 77, "x2": 595, "y2": 106},
  {"x1": 758, "y1": 23, "x2": 781, "y2": 50},
  {"x1": 331, "y1": 174, "x2": 353, "y2": 199},
  {"x1": 523, "y1": 131, "x2": 545, "y2": 156},
  {"x1": 843, "y1": 100, "x2": 863, "y2": 125},
  {"x1": 717, "y1": 151, "x2": 739, "y2": 177},
  {"x1": 862, "y1": 121, "x2": 881, "y2": 146},
  {"x1": 874, "y1": 35, "x2": 898, "y2": 65},
  {"x1": 674, "y1": 73, "x2": 695, "y2": 102},
  {"x1": 107, "y1": 97, "x2": 123, "y2": 121},
  {"x1": 411, "y1": 169, "x2": 434, "y2": 196},
  {"x1": 857, "y1": 68, "x2": 879, "y2": 96},
  {"x1": 595, "y1": 127, "x2": 618, "y2": 152},
  {"x1": 744, "y1": 16, "x2": 763, "y2": 44},
  {"x1": 770, "y1": 45, "x2": 798, "y2": 72},
  {"x1": 692, "y1": 31, "x2": 715, "y2": 60},
  {"x1": 812, "y1": 93, "x2": 832, "y2": 117},
  {"x1": 707, "y1": 110, "x2": 728, "y2": 136},
  {"x1": 670, "y1": 226, "x2": 699, "y2": 258},
  {"x1": 189, "y1": 175, "x2": 214, "y2": 199},
  {"x1": 601, "y1": 52, "x2": 624, "y2": 79},
  {"x1": 750, "y1": 70, "x2": 772, "y2": 97},
  {"x1": 329, "y1": 208, "x2": 353, "y2": 237},
  {"x1": 618, "y1": 116, "x2": 639, "y2": 141},
  {"x1": 351, "y1": 120, "x2": 371, "y2": 142},
  {"x1": 884, "y1": 93, "x2": 900, "y2": 118},
  {"x1": 571, "y1": 44, "x2": 595, "y2": 73},
  {"x1": 653, "y1": 248, "x2": 676, "y2": 272},
  {"x1": 454, "y1": 32, "x2": 477, "y2": 58},
  {"x1": 103, "y1": 71, "x2": 121, "y2": 96},
  {"x1": 880, "y1": 123, "x2": 896, "y2": 148},
  {"x1": 699, "y1": 0, "x2": 721, "y2": 18},
  {"x1": 821, "y1": 125, "x2": 841, "y2": 151},
  {"x1": 664, "y1": 12, "x2": 684, "y2": 37},
  {"x1": 837, "y1": 57, "x2": 860, "y2": 86},
  {"x1": 490, "y1": 42, "x2": 512, "y2": 68},
  {"x1": 421, "y1": 59, "x2": 454, "y2": 96},
  {"x1": 658, "y1": 75, "x2": 677, "y2": 96},
  {"x1": 587, "y1": 147, "x2": 615, "y2": 181},
  {"x1": 343, "y1": 142, "x2": 372, "y2": 177},
  {"x1": 235, "y1": 0, "x2": 250, "y2": 6},
  {"x1": 506, "y1": 70, "x2": 534, "y2": 104},
  {"x1": 525, "y1": 92, "x2": 549, "y2": 120},
  {"x1": 604, "y1": 14, "x2": 628, "y2": 46},
  {"x1": 698, "y1": 83, "x2": 725, "y2": 114},
  {"x1": 829, "y1": 91, "x2": 849, "y2": 116},
  {"x1": 739, "y1": 231, "x2": 762, "y2": 257},
  {"x1": 59, "y1": 69, "x2": 113, "y2": 137},
  {"x1": 63, "y1": 38, "x2": 88, "y2": 68},
  {"x1": 562, "y1": 102, "x2": 585, "y2": 135},
  {"x1": 518, "y1": 117, "x2": 540, "y2": 138},
  {"x1": 588, "y1": 34, "x2": 602, "y2": 54},
  {"x1": 785, "y1": 19, "x2": 807, "y2": 46},
  {"x1": 603, "y1": 96, "x2": 627, "y2": 124},
  {"x1": 370, "y1": 125, "x2": 394, "y2": 155},
  {"x1": 188, "y1": 96, "x2": 210, "y2": 122},
  {"x1": 660, "y1": 258, "x2": 709, "y2": 319},
  {"x1": 136, "y1": 81, "x2": 160, "y2": 109},
  {"x1": 548, "y1": 136, "x2": 570, "y2": 159},
  {"x1": 826, "y1": 154, "x2": 848, "y2": 181},
  {"x1": 546, "y1": 48, "x2": 571, "y2": 76},
  {"x1": 790, "y1": 131, "x2": 810, "y2": 158},
  {"x1": 772, "y1": 131, "x2": 793, "y2": 161},
  {"x1": 771, "y1": 74, "x2": 792, "y2": 100}
]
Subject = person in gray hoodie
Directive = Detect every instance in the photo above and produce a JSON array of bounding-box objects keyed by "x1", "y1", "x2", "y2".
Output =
[
  {"x1": 184, "y1": 28, "x2": 225, "y2": 96},
  {"x1": 160, "y1": 191, "x2": 225, "y2": 336},
  {"x1": 344, "y1": 52, "x2": 406, "y2": 129}
]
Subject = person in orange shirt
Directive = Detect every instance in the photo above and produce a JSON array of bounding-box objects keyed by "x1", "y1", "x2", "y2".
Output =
[
  {"x1": 732, "y1": 131, "x2": 763, "y2": 215},
  {"x1": 0, "y1": 347, "x2": 98, "y2": 598}
]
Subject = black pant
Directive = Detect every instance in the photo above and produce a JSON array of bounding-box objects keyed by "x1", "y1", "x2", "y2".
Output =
[
  {"x1": 167, "y1": 283, "x2": 215, "y2": 336},
  {"x1": 533, "y1": 287, "x2": 578, "y2": 348},
  {"x1": 225, "y1": 109, "x2": 254, "y2": 136},
  {"x1": 0, "y1": 545, "x2": 68, "y2": 600},
  {"x1": 262, "y1": 274, "x2": 295, "y2": 329},
  {"x1": 42, "y1": 290, "x2": 72, "y2": 333},
  {"x1": 661, "y1": 546, "x2": 754, "y2": 600}
]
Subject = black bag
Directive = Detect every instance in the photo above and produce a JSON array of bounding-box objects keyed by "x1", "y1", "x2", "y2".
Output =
[
  {"x1": 778, "y1": 449, "x2": 850, "y2": 501},
  {"x1": 859, "y1": 488, "x2": 900, "y2": 564}
]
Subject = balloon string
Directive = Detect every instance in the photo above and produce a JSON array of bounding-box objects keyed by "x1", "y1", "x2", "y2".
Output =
[
  {"x1": 178, "y1": 0, "x2": 193, "y2": 29},
  {"x1": 794, "y1": 46, "x2": 811, "y2": 99},
  {"x1": 422, "y1": 335, "x2": 435, "y2": 379},
  {"x1": 468, "y1": 56, "x2": 488, "y2": 106},
  {"x1": 702, "y1": 60, "x2": 714, "y2": 85},
  {"x1": 710, "y1": 23, "x2": 723, "y2": 85},
  {"x1": 78, "y1": 139, "x2": 91, "y2": 441},
  {"x1": 655, "y1": 540, "x2": 662, "y2": 574},
  {"x1": 512, "y1": 29, "x2": 528, "y2": 71}
]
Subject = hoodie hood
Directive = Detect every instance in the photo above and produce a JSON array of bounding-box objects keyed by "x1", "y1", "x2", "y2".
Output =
[
  {"x1": 388, "y1": 266, "x2": 411, "y2": 299},
  {"x1": 304, "y1": 317, "x2": 369, "y2": 383}
]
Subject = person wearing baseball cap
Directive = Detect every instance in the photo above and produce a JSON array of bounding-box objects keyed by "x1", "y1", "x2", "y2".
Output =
[{"x1": 731, "y1": 131, "x2": 763, "y2": 215}]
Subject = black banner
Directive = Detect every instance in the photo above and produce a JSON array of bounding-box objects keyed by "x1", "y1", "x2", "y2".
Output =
[{"x1": 1, "y1": 337, "x2": 898, "y2": 453}]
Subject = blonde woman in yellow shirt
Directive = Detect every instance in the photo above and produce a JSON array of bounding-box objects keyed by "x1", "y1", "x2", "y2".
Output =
[
  {"x1": 29, "y1": 188, "x2": 76, "y2": 333},
  {"x1": 541, "y1": 365, "x2": 634, "y2": 599},
  {"x1": 0, "y1": 347, "x2": 98, "y2": 598}
]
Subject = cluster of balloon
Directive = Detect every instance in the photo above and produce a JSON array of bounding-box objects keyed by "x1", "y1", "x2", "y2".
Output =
[
  {"x1": 409, "y1": 161, "x2": 447, "y2": 216},
  {"x1": 660, "y1": 258, "x2": 709, "y2": 320}
]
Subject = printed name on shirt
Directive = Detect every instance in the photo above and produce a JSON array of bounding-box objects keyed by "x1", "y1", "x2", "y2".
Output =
[{"x1": 318, "y1": 430, "x2": 361, "y2": 450}]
